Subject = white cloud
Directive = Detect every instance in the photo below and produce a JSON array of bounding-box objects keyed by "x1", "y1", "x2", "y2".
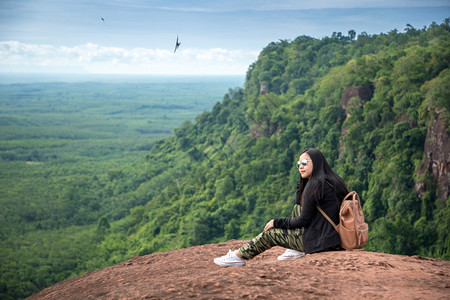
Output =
[{"x1": 0, "y1": 41, "x2": 259, "y2": 75}]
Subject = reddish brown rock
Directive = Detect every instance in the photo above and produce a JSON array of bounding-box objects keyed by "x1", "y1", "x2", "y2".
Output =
[{"x1": 28, "y1": 240, "x2": 449, "y2": 300}]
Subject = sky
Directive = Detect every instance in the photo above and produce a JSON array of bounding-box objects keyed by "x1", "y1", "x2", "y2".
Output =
[{"x1": 0, "y1": 0, "x2": 449, "y2": 75}]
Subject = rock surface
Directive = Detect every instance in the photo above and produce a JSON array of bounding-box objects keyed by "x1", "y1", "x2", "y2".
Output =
[
  {"x1": 340, "y1": 86, "x2": 372, "y2": 111},
  {"x1": 416, "y1": 111, "x2": 449, "y2": 200},
  {"x1": 28, "y1": 239, "x2": 449, "y2": 299}
]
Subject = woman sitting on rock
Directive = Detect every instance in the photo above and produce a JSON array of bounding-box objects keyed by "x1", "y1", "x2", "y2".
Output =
[{"x1": 214, "y1": 148, "x2": 349, "y2": 266}]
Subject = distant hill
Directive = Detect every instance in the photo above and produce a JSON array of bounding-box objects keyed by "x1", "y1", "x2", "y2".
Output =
[{"x1": 28, "y1": 240, "x2": 450, "y2": 299}]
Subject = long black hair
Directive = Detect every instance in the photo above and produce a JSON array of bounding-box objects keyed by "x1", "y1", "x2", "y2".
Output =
[{"x1": 298, "y1": 148, "x2": 349, "y2": 205}]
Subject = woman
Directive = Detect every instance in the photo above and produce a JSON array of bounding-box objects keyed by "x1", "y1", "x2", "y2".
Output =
[{"x1": 214, "y1": 148, "x2": 348, "y2": 267}]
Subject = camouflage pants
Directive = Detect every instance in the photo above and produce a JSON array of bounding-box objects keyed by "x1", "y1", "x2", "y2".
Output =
[{"x1": 238, "y1": 204, "x2": 304, "y2": 260}]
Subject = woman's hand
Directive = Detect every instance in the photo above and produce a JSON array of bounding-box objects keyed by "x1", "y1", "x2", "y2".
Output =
[{"x1": 264, "y1": 219, "x2": 274, "y2": 231}]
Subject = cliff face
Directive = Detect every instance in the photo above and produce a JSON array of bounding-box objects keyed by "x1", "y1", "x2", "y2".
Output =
[
  {"x1": 28, "y1": 240, "x2": 450, "y2": 300},
  {"x1": 340, "y1": 86, "x2": 372, "y2": 111},
  {"x1": 416, "y1": 110, "x2": 449, "y2": 200}
]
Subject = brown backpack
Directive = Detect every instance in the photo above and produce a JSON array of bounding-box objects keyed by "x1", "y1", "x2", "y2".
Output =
[{"x1": 317, "y1": 191, "x2": 369, "y2": 250}]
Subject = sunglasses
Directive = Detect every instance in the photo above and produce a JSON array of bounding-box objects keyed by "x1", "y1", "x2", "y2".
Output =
[{"x1": 297, "y1": 159, "x2": 309, "y2": 168}]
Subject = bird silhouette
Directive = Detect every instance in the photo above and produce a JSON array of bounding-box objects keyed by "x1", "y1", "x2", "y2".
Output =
[
  {"x1": 173, "y1": 36, "x2": 181, "y2": 53},
  {"x1": 101, "y1": 17, "x2": 105, "y2": 23}
]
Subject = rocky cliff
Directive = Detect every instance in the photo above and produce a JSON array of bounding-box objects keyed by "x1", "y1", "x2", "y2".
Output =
[{"x1": 416, "y1": 109, "x2": 449, "y2": 200}]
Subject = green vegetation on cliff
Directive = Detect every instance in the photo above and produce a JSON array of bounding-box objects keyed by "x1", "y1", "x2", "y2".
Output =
[{"x1": 1, "y1": 20, "x2": 449, "y2": 299}]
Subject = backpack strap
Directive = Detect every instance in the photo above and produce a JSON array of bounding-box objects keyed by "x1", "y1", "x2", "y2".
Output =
[
  {"x1": 344, "y1": 191, "x2": 357, "y2": 202},
  {"x1": 316, "y1": 205, "x2": 338, "y2": 231}
]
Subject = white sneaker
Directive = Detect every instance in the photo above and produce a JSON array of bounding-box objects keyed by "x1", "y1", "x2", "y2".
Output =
[
  {"x1": 277, "y1": 249, "x2": 305, "y2": 261},
  {"x1": 214, "y1": 250, "x2": 246, "y2": 267}
]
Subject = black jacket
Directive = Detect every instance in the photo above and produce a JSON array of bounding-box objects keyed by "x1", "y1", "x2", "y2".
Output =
[{"x1": 274, "y1": 182, "x2": 341, "y2": 253}]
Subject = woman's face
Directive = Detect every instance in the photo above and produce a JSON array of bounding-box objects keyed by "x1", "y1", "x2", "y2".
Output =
[{"x1": 298, "y1": 152, "x2": 313, "y2": 179}]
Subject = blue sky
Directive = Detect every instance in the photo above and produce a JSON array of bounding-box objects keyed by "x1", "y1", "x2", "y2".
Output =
[{"x1": 0, "y1": 0, "x2": 449, "y2": 75}]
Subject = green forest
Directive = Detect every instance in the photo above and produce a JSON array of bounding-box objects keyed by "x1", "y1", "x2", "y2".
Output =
[{"x1": 1, "y1": 20, "x2": 449, "y2": 299}]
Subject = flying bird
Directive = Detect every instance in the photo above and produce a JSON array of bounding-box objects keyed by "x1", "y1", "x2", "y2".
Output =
[
  {"x1": 101, "y1": 17, "x2": 105, "y2": 23},
  {"x1": 173, "y1": 36, "x2": 181, "y2": 53}
]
